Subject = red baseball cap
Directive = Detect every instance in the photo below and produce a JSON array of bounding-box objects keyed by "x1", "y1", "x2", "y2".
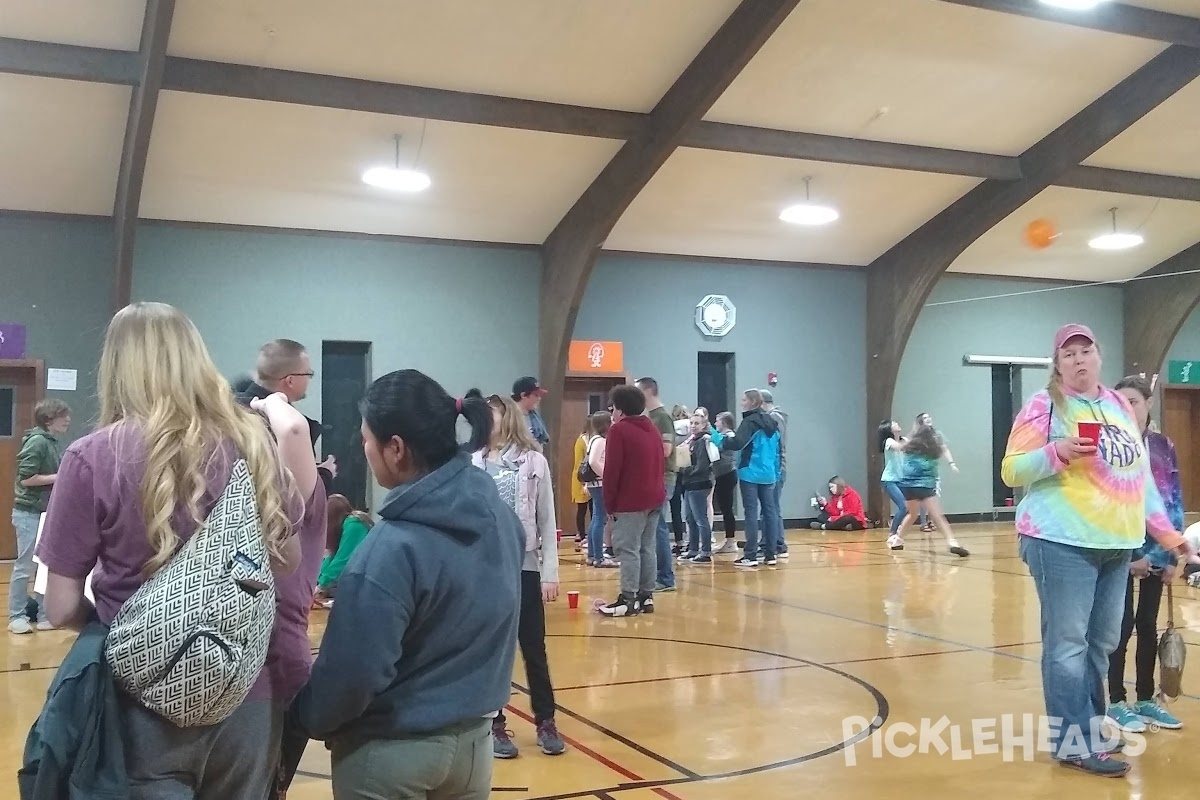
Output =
[{"x1": 1053, "y1": 323, "x2": 1095, "y2": 352}]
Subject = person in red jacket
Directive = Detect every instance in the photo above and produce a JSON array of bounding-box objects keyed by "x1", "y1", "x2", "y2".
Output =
[
  {"x1": 810, "y1": 476, "x2": 867, "y2": 531},
  {"x1": 600, "y1": 384, "x2": 667, "y2": 617}
]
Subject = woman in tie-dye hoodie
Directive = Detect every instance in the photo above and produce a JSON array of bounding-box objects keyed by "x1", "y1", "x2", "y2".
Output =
[{"x1": 1002, "y1": 323, "x2": 1190, "y2": 778}]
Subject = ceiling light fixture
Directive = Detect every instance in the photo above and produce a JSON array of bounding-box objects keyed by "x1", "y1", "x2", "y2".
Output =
[
  {"x1": 1088, "y1": 207, "x2": 1143, "y2": 251},
  {"x1": 780, "y1": 177, "x2": 839, "y2": 226},
  {"x1": 362, "y1": 131, "x2": 431, "y2": 192},
  {"x1": 1038, "y1": 0, "x2": 1105, "y2": 10}
]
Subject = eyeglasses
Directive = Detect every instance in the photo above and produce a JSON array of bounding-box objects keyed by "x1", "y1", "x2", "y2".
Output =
[{"x1": 285, "y1": 372, "x2": 315, "y2": 378}]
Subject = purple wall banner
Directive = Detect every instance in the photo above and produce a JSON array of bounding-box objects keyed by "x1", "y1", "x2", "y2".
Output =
[{"x1": 0, "y1": 323, "x2": 27, "y2": 359}]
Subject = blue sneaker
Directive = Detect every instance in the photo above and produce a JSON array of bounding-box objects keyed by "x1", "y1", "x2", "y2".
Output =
[
  {"x1": 1106, "y1": 702, "x2": 1146, "y2": 733},
  {"x1": 1134, "y1": 699, "x2": 1183, "y2": 730}
]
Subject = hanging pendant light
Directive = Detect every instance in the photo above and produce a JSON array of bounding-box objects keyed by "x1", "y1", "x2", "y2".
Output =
[
  {"x1": 1088, "y1": 207, "x2": 1143, "y2": 251},
  {"x1": 362, "y1": 131, "x2": 431, "y2": 192},
  {"x1": 780, "y1": 177, "x2": 839, "y2": 226}
]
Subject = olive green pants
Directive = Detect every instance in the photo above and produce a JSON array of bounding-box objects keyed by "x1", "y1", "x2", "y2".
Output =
[{"x1": 330, "y1": 718, "x2": 492, "y2": 800}]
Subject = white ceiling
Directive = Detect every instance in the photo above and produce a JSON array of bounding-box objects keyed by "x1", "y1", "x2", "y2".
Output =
[
  {"x1": 0, "y1": 0, "x2": 146, "y2": 51},
  {"x1": 141, "y1": 91, "x2": 622, "y2": 242},
  {"x1": 167, "y1": 0, "x2": 740, "y2": 112},
  {"x1": 0, "y1": 0, "x2": 1196, "y2": 282},
  {"x1": 704, "y1": 0, "x2": 1165, "y2": 155},
  {"x1": 949, "y1": 187, "x2": 1200, "y2": 281},
  {"x1": 0, "y1": 74, "x2": 130, "y2": 214},
  {"x1": 606, "y1": 147, "x2": 981, "y2": 265},
  {"x1": 1084, "y1": 76, "x2": 1200, "y2": 178}
]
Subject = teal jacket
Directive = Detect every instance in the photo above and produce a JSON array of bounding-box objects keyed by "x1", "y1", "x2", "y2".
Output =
[{"x1": 14, "y1": 428, "x2": 62, "y2": 513}]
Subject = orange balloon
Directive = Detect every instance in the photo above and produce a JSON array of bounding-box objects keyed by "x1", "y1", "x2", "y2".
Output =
[{"x1": 1025, "y1": 218, "x2": 1056, "y2": 249}]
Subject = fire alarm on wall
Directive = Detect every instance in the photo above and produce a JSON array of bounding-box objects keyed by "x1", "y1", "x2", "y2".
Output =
[{"x1": 767, "y1": 372, "x2": 778, "y2": 387}]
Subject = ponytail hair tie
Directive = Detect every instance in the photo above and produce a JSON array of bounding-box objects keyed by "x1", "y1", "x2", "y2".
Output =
[{"x1": 456, "y1": 397, "x2": 463, "y2": 414}]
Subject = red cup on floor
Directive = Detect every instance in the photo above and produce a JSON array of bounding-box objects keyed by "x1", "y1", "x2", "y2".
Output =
[
  {"x1": 556, "y1": 528, "x2": 563, "y2": 542},
  {"x1": 567, "y1": 591, "x2": 580, "y2": 610},
  {"x1": 1077, "y1": 421, "x2": 1102, "y2": 450}
]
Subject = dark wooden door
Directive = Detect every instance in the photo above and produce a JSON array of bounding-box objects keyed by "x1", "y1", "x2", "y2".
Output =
[
  {"x1": 0, "y1": 361, "x2": 43, "y2": 559},
  {"x1": 554, "y1": 377, "x2": 623, "y2": 536}
]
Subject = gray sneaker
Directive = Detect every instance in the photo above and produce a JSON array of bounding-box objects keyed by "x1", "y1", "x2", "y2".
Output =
[
  {"x1": 537, "y1": 719, "x2": 566, "y2": 755},
  {"x1": 492, "y1": 719, "x2": 519, "y2": 758},
  {"x1": 8, "y1": 618, "x2": 32, "y2": 635}
]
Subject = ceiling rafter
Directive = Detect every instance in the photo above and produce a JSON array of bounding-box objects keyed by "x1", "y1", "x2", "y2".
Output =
[
  {"x1": 937, "y1": 0, "x2": 1200, "y2": 47},
  {"x1": 112, "y1": 0, "x2": 176, "y2": 312},
  {"x1": 1, "y1": 38, "x2": 1197, "y2": 201},
  {"x1": 1124, "y1": 240, "x2": 1200, "y2": 377},
  {"x1": 537, "y1": 0, "x2": 803, "y2": 443},
  {"x1": 861, "y1": 43, "x2": 1200, "y2": 521}
]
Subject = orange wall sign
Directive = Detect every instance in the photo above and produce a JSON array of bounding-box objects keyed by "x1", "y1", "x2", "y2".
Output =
[{"x1": 568, "y1": 341, "x2": 623, "y2": 373}]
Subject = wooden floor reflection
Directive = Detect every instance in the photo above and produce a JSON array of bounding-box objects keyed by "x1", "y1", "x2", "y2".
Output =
[{"x1": 4, "y1": 523, "x2": 1199, "y2": 799}]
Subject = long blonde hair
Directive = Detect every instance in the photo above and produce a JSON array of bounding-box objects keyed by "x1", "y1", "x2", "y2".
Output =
[
  {"x1": 98, "y1": 302, "x2": 297, "y2": 573},
  {"x1": 486, "y1": 395, "x2": 539, "y2": 453}
]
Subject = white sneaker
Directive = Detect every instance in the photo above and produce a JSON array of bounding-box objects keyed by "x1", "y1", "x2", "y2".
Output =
[
  {"x1": 887, "y1": 534, "x2": 904, "y2": 551},
  {"x1": 8, "y1": 618, "x2": 33, "y2": 635},
  {"x1": 713, "y1": 540, "x2": 736, "y2": 555},
  {"x1": 36, "y1": 620, "x2": 56, "y2": 631}
]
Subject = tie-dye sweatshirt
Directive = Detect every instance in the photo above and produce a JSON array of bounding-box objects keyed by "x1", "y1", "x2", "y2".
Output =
[
  {"x1": 1137, "y1": 430, "x2": 1184, "y2": 568},
  {"x1": 1001, "y1": 387, "x2": 1184, "y2": 553}
]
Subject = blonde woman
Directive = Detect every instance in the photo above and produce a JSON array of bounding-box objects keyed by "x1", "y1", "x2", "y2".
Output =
[
  {"x1": 570, "y1": 420, "x2": 592, "y2": 545},
  {"x1": 471, "y1": 393, "x2": 565, "y2": 758},
  {"x1": 36, "y1": 302, "x2": 325, "y2": 799},
  {"x1": 1003, "y1": 324, "x2": 1192, "y2": 776}
]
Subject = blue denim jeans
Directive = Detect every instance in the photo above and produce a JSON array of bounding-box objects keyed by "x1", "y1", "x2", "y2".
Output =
[
  {"x1": 684, "y1": 489, "x2": 713, "y2": 556},
  {"x1": 587, "y1": 487, "x2": 606, "y2": 563},
  {"x1": 1019, "y1": 535, "x2": 1129, "y2": 760},
  {"x1": 9, "y1": 509, "x2": 46, "y2": 623},
  {"x1": 741, "y1": 481, "x2": 780, "y2": 560},
  {"x1": 655, "y1": 473, "x2": 677, "y2": 587},
  {"x1": 882, "y1": 481, "x2": 906, "y2": 535}
]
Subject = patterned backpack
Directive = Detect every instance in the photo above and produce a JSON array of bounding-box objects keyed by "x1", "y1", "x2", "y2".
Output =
[{"x1": 105, "y1": 459, "x2": 276, "y2": 727}]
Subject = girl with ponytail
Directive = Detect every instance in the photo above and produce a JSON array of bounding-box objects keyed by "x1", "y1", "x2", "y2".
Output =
[{"x1": 293, "y1": 370, "x2": 525, "y2": 799}]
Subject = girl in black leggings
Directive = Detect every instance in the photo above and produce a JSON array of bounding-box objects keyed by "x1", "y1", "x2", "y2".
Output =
[{"x1": 712, "y1": 412, "x2": 739, "y2": 551}]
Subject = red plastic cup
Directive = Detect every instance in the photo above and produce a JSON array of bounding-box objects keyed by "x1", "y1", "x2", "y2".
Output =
[
  {"x1": 1077, "y1": 421, "x2": 1102, "y2": 449},
  {"x1": 567, "y1": 591, "x2": 579, "y2": 610},
  {"x1": 556, "y1": 529, "x2": 562, "y2": 542}
]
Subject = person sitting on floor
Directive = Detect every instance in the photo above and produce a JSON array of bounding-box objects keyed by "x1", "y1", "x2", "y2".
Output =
[
  {"x1": 315, "y1": 494, "x2": 373, "y2": 601},
  {"x1": 811, "y1": 476, "x2": 867, "y2": 531}
]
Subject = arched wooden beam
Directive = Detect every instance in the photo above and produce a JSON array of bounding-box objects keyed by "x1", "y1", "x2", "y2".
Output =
[
  {"x1": 862, "y1": 45, "x2": 1200, "y2": 521},
  {"x1": 1124, "y1": 241, "x2": 1200, "y2": 380},
  {"x1": 112, "y1": 0, "x2": 175, "y2": 313},
  {"x1": 537, "y1": 0, "x2": 802, "y2": 442}
]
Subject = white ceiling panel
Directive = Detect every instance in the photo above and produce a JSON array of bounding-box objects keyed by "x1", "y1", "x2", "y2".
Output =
[
  {"x1": 949, "y1": 187, "x2": 1200, "y2": 282},
  {"x1": 0, "y1": 0, "x2": 146, "y2": 51},
  {"x1": 0, "y1": 74, "x2": 130, "y2": 214},
  {"x1": 605, "y1": 148, "x2": 981, "y2": 265},
  {"x1": 1083, "y1": 76, "x2": 1200, "y2": 178},
  {"x1": 705, "y1": 0, "x2": 1164, "y2": 156},
  {"x1": 167, "y1": 0, "x2": 740, "y2": 112},
  {"x1": 141, "y1": 92, "x2": 622, "y2": 242}
]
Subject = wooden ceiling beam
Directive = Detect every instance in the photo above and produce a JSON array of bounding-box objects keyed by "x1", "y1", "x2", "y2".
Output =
[
  {"x1": 112, "y1": 0, "x2": 176, "y2": 312},
  {"x1": 937, "y1": 0, "x2": 1200, "y2": 47},
  {"x1": 536, "y1": 0, "x2": 804, "y2": 444},
  {"x1": 861, "y1": 44, "x2": 1200, "y2": 522},
  {"x1": 1124, "y1": 241, "x2": 1200, "y2": 378}
]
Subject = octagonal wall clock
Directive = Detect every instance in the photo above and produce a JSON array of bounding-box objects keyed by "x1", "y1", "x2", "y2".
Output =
[{"x1": 695, "y1": 294, "x2": 736, "y2": 337}]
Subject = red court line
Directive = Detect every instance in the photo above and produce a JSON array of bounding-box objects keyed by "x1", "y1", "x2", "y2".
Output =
[{"x1": 502, "y1": 703, "x2": 684, "y2": 800}]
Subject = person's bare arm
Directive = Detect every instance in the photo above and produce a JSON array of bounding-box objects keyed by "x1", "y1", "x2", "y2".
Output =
[
  {"x1": 250, "y1": 393, "x2": 318, "y2": 571},
  {"x1": 20, "y1": 474, "x2": 56, "y2": 487},
  {"x1": 45, "y1": 573, "x2": 93, "y2": 631}
]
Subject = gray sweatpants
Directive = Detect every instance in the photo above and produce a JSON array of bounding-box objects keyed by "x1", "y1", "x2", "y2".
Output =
[
  {"x1": 331, "y1": 717, "x2": 492, "y2": 800},
  {"x1": 611, "y1": 509, "x2": 661, "y2": 596},
  {"x1": 120, "y1": 695, "x2": 282, "y2": 800}
]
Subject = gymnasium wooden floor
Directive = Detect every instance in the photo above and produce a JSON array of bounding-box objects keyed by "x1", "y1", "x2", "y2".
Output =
[{"x1": 3, "y1": 522, "x2": 1199, "y2": 799}]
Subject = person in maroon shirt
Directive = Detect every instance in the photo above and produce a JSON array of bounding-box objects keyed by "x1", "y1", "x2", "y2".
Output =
[
  {"x1": 599, "y1": 384, "x2": 666, "y2": 617},
  {"x1": 37, "y1": 302, "x2": 325, "y2": 800}
]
